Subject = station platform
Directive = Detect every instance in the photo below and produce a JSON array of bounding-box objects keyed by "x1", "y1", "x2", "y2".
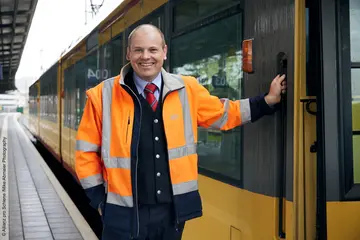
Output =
[{"x1": 0, "y1": 113, "x2": 98, "y2": 240}]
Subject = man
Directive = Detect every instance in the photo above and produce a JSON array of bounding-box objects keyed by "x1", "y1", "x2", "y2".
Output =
[{"x1": 75, "y1": 24, "x2": 286, "y2": 240}]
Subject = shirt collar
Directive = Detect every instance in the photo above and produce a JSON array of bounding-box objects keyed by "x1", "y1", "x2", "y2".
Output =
[{"x1": 133, "y1": 71, "x2": 162, "y2": 95}]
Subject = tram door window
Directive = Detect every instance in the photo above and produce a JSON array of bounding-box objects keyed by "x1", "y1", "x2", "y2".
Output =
[
  {"x1": 350, "y1": 0, "x2": 360, "y2": 183},
  {"x1": 305, "y1": 0, "x2": 321, "y2": 97},
  {"x1": 171, "y1": 12, "x2": 243, "y2": 182}
]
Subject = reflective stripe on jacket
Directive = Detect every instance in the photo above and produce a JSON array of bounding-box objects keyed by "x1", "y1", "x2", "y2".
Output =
[{"x1": 75, "y1": 63, "x2": 274, "y2": 238}]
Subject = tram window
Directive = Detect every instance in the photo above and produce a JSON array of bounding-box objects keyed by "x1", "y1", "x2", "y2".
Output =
[
  {"x1": 352, "y1": 69, "x2": 360, "y2": 98},
  {"x1": 41, "y1": 76, "x2": 47, "y2": 120},
  {"x1": 350, "y1": 0, "x2": 360, "y2": 183},
  {"x1": 171, "y1": 13, "x2": 243, "y2": 181},
  {"x1": 70, "y1": 70, "x2": 76, "y2": 130},
  {"x1": 47, "y1": 74, "x2": 50, "y2": 121},
  {"x1": 49, "y1": 76, "x2": 52, "y2": 121},
  {"x1": 75, "y1": 60, "x2": 86, "y2": 130},
  {"x1": 111, "y1": 36, "x2": 123, "y2": 76},
  {"x1": 174, "y1": 0, "x2": 240, "y2": 32},
  {"x1": 47, "y1": 86, "x2": 50, "y2": 120},
  {"x1": 350, "y1": 0, "x2": 360, "y2": 62},
  {"x1": 101, "y1": 43, "x2": 112, "y2": 80},
  {"x1": 40, "y1": 80, "x2": 43, "y2": 118},
  {"x1": 49, "y1": 85, "x2": 52, "y2": 121},
  {"x1": 86, "y1": 50, "x2": 100, "y2": 89},
  {"x1": 44, "y1": 85, "x2": 47, "y2": 120},
  {"x1": 64, "y1": 66, "x2": 75, "y2": 129},
  {"x1": 41, "y1": 81, "x2": 43, "y2": 118},
  {"x1": 53, "y1": 66, "x2": 58, "y2": 123},
  {"x1": 64, "y1": 68, "x2": 70, "y2": 128},
  {"x1": 50, "y1": 83, "x2": 53, "y2": 121},
  {"x1": 352, "y1": 69, "x2": 360, "y2": 182},
  {"x1": 47, "y1": 65, "x2": 58, "y2": 123},
  {"x1": 29, "y1": 87, "x2": 34, "y2": 115}
]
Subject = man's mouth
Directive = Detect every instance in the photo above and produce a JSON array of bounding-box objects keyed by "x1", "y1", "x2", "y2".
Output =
[{"x1": 139, "y1": 63, "x2": 155, "y2": 67}]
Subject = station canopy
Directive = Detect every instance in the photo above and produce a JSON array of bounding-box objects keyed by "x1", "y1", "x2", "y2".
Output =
[{"x1": 0, "y1": 0, "x2": 38, "y2": 93}]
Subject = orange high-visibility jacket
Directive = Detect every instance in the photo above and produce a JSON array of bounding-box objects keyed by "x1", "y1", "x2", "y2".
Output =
[{"x1": 75, "y1": 63, "x2": 275, "y2": 238}]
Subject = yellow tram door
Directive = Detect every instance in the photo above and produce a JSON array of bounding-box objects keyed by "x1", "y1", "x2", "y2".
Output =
[
  {"x1": 291, "y1": 0, "x2": 319, "y2": 239},
  {"x1": 293, "y1": 0, "x2": 360, "y2": 239}
]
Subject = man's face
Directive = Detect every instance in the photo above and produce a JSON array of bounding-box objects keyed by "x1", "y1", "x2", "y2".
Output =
[{"x1": 126, "y1": 28, "x2": 167, "y2": 82}]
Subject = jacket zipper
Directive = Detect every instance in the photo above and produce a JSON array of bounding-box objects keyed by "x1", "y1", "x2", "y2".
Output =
[
  {"x1": 123, "y1": 84, "x2": 141, "y2": 239},
  {"x1": 126, "y1": 114, "x2": 130, "y2": 143}
]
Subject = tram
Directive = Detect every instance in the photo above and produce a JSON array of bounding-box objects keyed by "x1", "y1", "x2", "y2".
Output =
[{"x1": 27, "y1": 0, "x2": 360, "y2": 239}]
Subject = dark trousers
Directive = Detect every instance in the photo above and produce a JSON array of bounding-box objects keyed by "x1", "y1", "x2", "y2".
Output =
[
  {"x1": 137, "y1": 203, "x2": 185, "y2": 240},
  {"x1": 102, "y1": 203, "x2": 185, "y2": 240}
]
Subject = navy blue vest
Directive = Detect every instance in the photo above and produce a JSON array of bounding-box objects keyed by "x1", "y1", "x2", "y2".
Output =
[{"x1": 126, "y1": 73, "x2": 173, "y2": 205}]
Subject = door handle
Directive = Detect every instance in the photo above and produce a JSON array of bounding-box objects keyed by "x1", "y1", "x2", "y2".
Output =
[
  {"x1": 277, "y1": 52, "x2": 288, "y2": 238},
  {"x1": 277, "y1": 52, "x2": 288, "y2": 95}
]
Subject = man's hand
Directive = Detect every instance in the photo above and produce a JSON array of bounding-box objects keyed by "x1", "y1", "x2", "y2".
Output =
[
  {"x1": 264, "y1": 74, "x2": 286, "y2": 105},
  {"x1": 98, "y1": 207, "x2": 102, "y2": 216},
  {"x1": 98, "y1": 202, "x2": 103, "y2": 216}
]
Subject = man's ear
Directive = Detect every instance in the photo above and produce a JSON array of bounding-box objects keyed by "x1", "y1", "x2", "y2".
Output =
[{"x1": 163, "y1": 45, "x2": 168, "y2": 60}]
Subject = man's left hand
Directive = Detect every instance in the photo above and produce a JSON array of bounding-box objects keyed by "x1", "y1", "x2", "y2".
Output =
[{"x1": 264, "y1": 74, "x2": 287, "y2": 105}]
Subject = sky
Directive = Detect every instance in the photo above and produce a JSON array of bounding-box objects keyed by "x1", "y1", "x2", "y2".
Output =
[{"x1": 15, "y1": 0, "x2": 123, "y2": 93}]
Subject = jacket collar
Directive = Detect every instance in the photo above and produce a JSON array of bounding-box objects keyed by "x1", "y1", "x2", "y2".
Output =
[{"x1": 118, "y1": 63, "x2": 184, "y2": 95}]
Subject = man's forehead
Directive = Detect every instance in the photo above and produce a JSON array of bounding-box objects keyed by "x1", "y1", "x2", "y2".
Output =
[
  {"x1": 132, "y1": 30, "x2": 162, "y2": 41},
  {"x1": 128, "y1": 24, "x2": 166, "y2": 47}
]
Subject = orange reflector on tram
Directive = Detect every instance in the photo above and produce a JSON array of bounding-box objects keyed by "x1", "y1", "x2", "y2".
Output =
[{"x1": 242, "y1": 39, "x2": 254, "y2": 73}]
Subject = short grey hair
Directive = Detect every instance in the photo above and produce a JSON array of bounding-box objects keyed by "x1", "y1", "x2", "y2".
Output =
[{"x1": 127, "y1": 24, "x2": 166, "y2": 48}]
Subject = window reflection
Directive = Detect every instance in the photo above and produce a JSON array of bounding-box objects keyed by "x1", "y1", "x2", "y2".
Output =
[
  {"x1": 174, "y1": 0, "x2": 239, "y2": 32},
  {"x1": 102, "y1": 44, "x2": 112, "y2": 80},
  {"x1": 352, "y1": 69, "x2": 360, "y2": 182},
  {"x1": 112, "y1": 37, "x2": 123, "y2": 76},
  {"x1": 350, "y1": 0, "x2": 360, "y2": 62},
  {"x1": 86, "y1": 51, "x2": 100, "y2": 89},
  {"x1": 75, "y1": 60, "x2": 85, "y2": 130},
  {"x1": 350, "y1": 0, "x2": 360, "y2": 182},
  {"x1": 39, "y1": 65, "x2": 57, "y2": 123},
  {"x1": 172, "y1": 13, "x2": 242, "y2": 181}
]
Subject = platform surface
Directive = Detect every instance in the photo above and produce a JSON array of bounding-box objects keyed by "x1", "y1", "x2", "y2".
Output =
[{"x1": 0, "y1": 113, "x2": 97, "y2": 240}]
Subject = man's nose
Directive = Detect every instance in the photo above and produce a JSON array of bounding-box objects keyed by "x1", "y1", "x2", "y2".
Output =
[{"x1": 141, "y1": 50, "x2": 150, "y2": 59}]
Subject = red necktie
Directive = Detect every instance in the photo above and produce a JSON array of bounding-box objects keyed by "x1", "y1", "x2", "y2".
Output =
[{"x1": 144, "y1": 83, "x2": 158, "y2": 111}]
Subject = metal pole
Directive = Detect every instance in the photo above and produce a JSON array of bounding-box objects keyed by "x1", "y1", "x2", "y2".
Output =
[{"x1": 85, "y1": 0, "x2": 87, "y2": 25}]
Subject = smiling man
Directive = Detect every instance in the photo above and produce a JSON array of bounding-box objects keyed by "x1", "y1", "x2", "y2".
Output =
[
  {"x1": 75, "y1": 24, "x2": 286, "y2": 240},
  {"x1": 127, "y1": 25, "x2": 167, "y2": 82}
]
